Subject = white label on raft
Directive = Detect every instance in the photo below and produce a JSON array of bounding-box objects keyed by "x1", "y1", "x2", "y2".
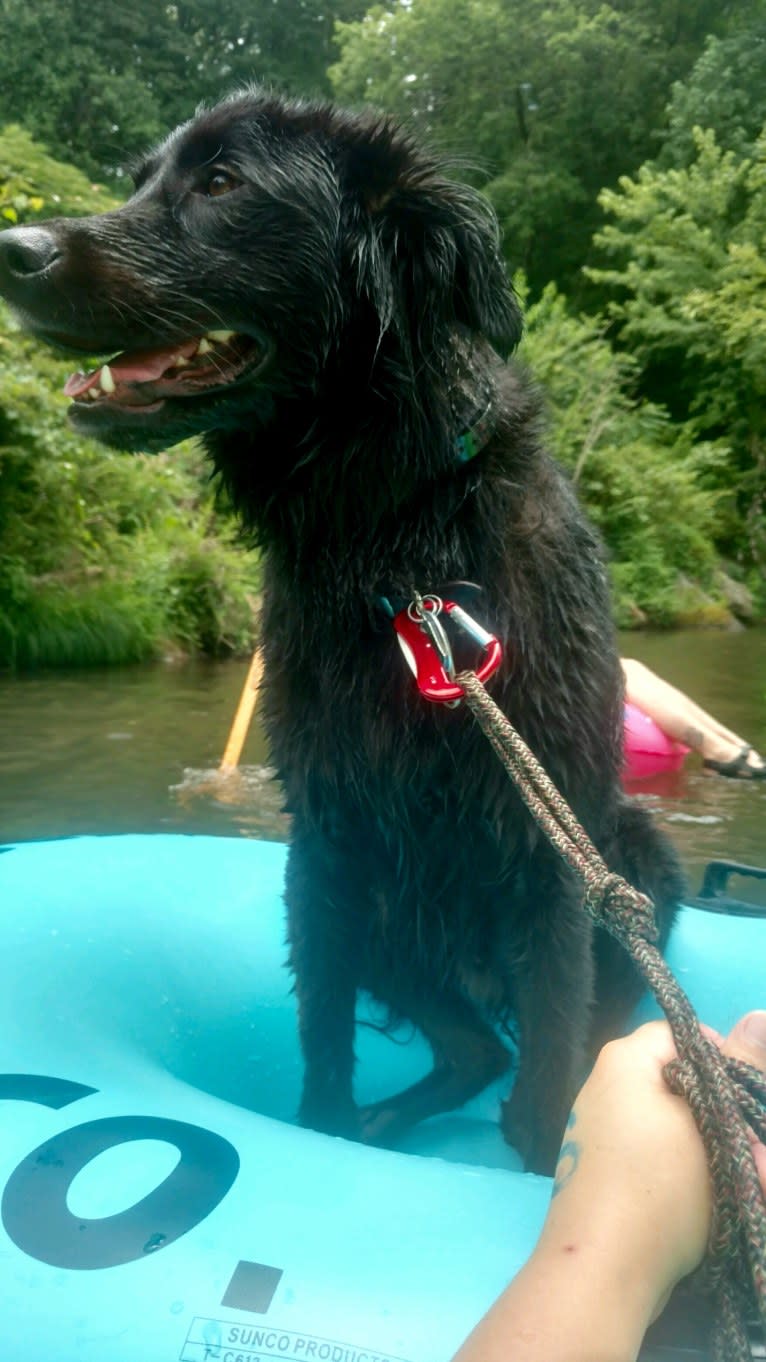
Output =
[{"x1": 182, "y1": 1317, "x2": 413, "y2": 1362}]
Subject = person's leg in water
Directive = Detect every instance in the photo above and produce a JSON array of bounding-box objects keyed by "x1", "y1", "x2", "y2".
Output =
[{"x1": 621, "y1": 658, "x2": 766, "y2": 778}]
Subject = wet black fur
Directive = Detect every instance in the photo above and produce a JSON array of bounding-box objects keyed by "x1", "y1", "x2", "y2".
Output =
[{"x1": 0, "y1": 90, "x2": 684, "y2": 1171}]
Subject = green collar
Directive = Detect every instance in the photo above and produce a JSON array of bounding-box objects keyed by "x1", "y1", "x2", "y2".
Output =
[
  {"x1": 455, "y1": 398, "x2": 495, "y2": 462},
  {"x1": 453, "y1": 379, "x2": 497, "y2": 464}
]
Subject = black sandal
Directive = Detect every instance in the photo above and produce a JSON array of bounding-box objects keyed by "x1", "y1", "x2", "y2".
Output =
[{"x1": 703, "y1": 744, "x2": 766, "y2": 779}]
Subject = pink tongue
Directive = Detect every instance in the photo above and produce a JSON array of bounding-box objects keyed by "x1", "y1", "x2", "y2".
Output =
[{"x1": 64, "y1": 339, "x2": 201, "y2": 397}]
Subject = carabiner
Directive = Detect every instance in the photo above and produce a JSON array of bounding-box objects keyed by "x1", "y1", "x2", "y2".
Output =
[{"x1": 392, "y1": 594, "x2": 502, "y2": 704}]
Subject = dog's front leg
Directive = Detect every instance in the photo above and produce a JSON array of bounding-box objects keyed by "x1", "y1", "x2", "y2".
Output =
[
  {"x1": 285, "y1": 825, "x2": 362, "y2": 1140},
  {"x1": 501, "y1": 857, "x2": 595, "y2": 1175}
]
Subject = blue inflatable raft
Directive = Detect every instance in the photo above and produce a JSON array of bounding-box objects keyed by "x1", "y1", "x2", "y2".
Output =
[{"x1": 0, "y1": 835, "x2": 763, "y2": 1362}]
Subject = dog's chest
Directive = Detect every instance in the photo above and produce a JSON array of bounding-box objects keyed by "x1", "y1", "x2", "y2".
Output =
[
  {"x1": 266, "y1": 648, "x2": 498, "y2": 823},
  {"x1": 263, "y1": 604, "x2": 448, "y2": 784}
]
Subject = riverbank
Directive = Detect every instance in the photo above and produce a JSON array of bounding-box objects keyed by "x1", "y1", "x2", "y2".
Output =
[{"x1": 1, "y1": 557, "x2": 761, "y2": 674}]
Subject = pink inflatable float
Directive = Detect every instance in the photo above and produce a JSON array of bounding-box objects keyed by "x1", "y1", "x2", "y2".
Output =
[{"x1": 623, "y1": 701, "x2": 690, "y2": 781}]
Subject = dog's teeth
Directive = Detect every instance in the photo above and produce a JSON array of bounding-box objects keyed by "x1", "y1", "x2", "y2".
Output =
[
  {"x1": 206, "y1": 329, "x2": 236, "y2": 343},
  {"x1": 99, "y1": 364, "x2": 115, "y2": 394},
  {"x1": 197, "y1": 337, "x2": 213, "y2": 355},
  {"x1": 87, "y1": 388, "x2": 100, "y2": 401},
  {"x1": 173, "y1": 355, "x2": 191, "y2": 368}
]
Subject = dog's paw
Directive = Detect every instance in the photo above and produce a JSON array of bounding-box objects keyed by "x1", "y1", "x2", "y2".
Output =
[
  {"x1": 298, "y1": 1097, "x2": 361, "y2": 1141},
  {"x1": 358, "y1": 1101, "x2": 406, "y2": 1147},
  {"x1": 501, "y1": 1094, "x2": 563, "y2": 1176}
]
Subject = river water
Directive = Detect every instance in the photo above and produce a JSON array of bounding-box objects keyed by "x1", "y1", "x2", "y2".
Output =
[{"x1": 1, "y1": 630, "x2": 764, "y2": 904}]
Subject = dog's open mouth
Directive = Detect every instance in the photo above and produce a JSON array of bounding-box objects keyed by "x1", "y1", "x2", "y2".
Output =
[{"x1": 64, "y1": 330, "x2": 264, "y2": 413}]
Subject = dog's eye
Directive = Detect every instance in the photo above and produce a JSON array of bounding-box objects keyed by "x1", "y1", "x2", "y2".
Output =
[{"x1": 204, "y1": 169, "x2": 240, "y2": 198}]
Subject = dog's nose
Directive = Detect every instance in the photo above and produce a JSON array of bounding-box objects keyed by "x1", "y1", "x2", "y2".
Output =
[{"x1": 0, "y1": 226, "x2": 62, "y2": 280}]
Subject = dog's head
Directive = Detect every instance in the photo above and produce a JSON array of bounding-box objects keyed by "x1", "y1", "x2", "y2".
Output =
[{"x1": 0, "y1": 91, "x2": 522, "y2": 455}]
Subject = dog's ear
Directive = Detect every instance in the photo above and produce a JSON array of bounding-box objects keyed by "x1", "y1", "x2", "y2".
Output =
[{"x1": 340, "y1": 119, "x2": 523, "y2": 355}]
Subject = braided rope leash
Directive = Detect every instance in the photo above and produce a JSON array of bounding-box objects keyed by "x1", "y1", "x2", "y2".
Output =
[{"x1": 456, "y1": 669, "x2": 766, "y2": 1362}]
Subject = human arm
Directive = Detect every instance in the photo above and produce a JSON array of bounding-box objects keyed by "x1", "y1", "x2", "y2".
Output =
[{"x1": 451, "y1": 1012, "x2": 766, "y2": 1362}]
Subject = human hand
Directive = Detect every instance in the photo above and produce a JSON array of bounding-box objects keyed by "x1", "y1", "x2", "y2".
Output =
[
  {"x1": 452, "y1": 1011, "x2": 766, "y2": 1362},
  {"x1": 544, "y1": 1011, "x2": 766, "y2": 1327}
]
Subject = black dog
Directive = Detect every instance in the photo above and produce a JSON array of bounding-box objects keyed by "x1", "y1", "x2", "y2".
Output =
[{"x1": 0, "y1": 91, "x2": 683, "y2": 1172}]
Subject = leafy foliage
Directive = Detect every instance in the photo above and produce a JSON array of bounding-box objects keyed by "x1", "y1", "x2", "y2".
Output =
[
  {"x1": 588, "y1": 128, "x2": 766, "y2": 581},
  {"x1": 660, "y1": 29, "x2": 766, "y2": 166},
  {"x1": 0, "y1": 306, "x2": 261, "y2": 669},
  {"x1": 0, "y1": 0, "x2": 368, "y2": 183},
  {"x1": 330, "y1": 0, "x2": 753, "y2": 294},
  {"x1": 521, "y1": 283, "x2": 722, "y2": 625},
  {"x1": 1, "y1": 123, "x2": 117, "y2": 225}
]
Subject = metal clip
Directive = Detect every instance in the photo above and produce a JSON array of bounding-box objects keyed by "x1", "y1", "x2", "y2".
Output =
[
  {"x1": 407, "y1": 593, "x2": 455, "y2": 681},
  {"x1": 392, "y1": 593, "x2": 502, "y2": 704}
]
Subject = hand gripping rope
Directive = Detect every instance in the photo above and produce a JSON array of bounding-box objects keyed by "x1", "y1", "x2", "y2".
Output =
[{"x1": 395, "y1": 591, "x2": 766, "y2": 1362}]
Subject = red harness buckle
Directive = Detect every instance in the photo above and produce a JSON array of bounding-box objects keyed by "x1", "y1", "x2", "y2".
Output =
[{"x1": 392, "y1": 594, "x2": 502, "y2": 704}]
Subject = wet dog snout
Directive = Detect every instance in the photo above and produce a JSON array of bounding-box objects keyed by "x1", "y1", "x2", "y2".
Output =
[{"x1": 0, "y1": 226, "x2": 62, "y2": 282}]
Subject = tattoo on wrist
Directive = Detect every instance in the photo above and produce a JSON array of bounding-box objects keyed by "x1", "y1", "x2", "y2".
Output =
[{"x1": 552, "y1": 1109, "x2": 580, "y2": 1198}]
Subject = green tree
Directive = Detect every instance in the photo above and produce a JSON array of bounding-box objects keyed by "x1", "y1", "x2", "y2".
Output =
[
  {"x1": 0, "y1": 0, "x2": 367, "y2": 183},
  {"x1": 609, "y1": 0, "x2": 764, "y2": 70},
  {"x1": 521, "y1": 282, "x2": 722, "y2": 625},
  {"x1": 659, "y1": 28, "x2": 766, "y2": 166},
  {"x1": 588, "y1": 128, "x2": 766, "y2": 582},
  {"x1": 330, "y1": 0, "x2": 753, "y2": 293}
]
